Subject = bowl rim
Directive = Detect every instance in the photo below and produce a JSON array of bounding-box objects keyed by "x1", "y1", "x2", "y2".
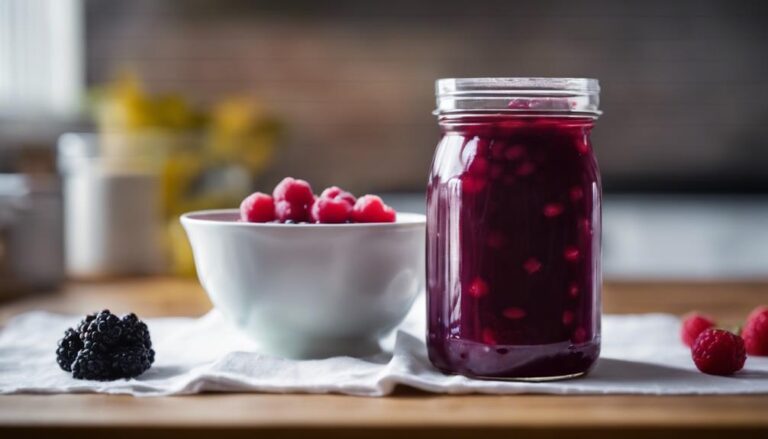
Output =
[{"x1": 180, "y1": 209, "x2": 426, "y2": 229}]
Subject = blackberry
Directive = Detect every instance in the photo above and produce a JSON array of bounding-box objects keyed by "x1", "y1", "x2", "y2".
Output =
[
  {"x1": 121, "y1": 313, "x2": 152, "y2": 350},
  {"x1": 111, "y1": 345, "x2": 154, "y2": 378},
  {"x1": 55, "y1": 328, "x2": 83, "y2": 372},
  {"x1": 55, "y1": 310, "x2": 155, "y2": 380},
  {"x1": 80, "y1": 310, "x2": 123, "y2": 352},
  {"x1": 76, "y1": 312, "x2": 98, "y2": 334},
  {"x1": 72, "y1": 347, "x2": 115, "y2": 381}
]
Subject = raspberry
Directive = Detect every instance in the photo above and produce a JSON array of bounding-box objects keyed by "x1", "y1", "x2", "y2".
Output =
[
  {"x1": 461, "y1": 175, "x2": 486, "y2": 194},
  {"x1": 579, "y1": 218, "x2": 591, "y2": 235},
  {"x1": 742, "y1": 306, "x2": 768, "y2": 356},
  {"x1": 275, "y1": 200, "x2": 310, "y2": 223},
  {"x1": 272, "y1": 177, "x2": 315, "y2": 223},
  {"x1": 502, "y1": 307, "x2": 526, "y2": 319},
  {"x1": 468, "y1": 277, "x2": 489, "y2": 298},
  {"x1": 570, "y1": 186, "x2": 584, "y2": 202},
  {"x1": 490, "y1": 141, "x2": 506, "y2": 159},
  {"x1": 691, "y1": 329, "x2": 746, "y2": 376},
  {"x1": 239, "y1": 192, "x2": 275, "y2": 223},
  {"x1": 563, "y1": 246, "x2": 580, "y2": 262},
  {"x1": 504, "y1": 145, "x2": 525, "y2": 161},
  {"x1": 308, "y1": 196, "x2": 319, "y2": 222},
  {"x1": 481, "y1": 328, "x2": 497, "y2": 345},
  {"x1": 747, "y1": 305, "x2": 768, "y2": 322},
  {"x1": 572, "y1": 327, "x2": 588, "y2": 343},
  {"x1": 489, "y1": 164, "x2": 504, "y2": 180},
  {"x1": 523, "y1": 257, "x2": 541, "y2": 274},
  {"x1": 320, "y1": 186, "x2": 356, "y2": 206},
  {"x1": 486, "y1": 230, "x2": 506, "y2": 249},
  {"x1": 467, "y1": 156, "x2": 489, "y2": 175},
  {"x1": 351, "y1": 195, "x2": 396, "y2": 223},
  {"x1": 515, "y1": 162, "x2": 535, "y2": 176},
  {"x1": 562, "y1": 310, "x2": 575, "y2": 326},
  {"x1": 312, "y1": 197, "x2": 352, "y2": 223},
  {"x1": 575, "y1": 136, "x2": 590, "y2": 154},
  {"x1": 473, "y1": 137, "x2": 491, "y2": 156},
  {"x1": 543, "y1": 203, "x2": 564, "y2": 218},
  {"x1": 273, "y1": 177, "x2": 315, "y2": 206},
  {"x1": 680, "y1": 312, "x2": 716, "y2": 347}
]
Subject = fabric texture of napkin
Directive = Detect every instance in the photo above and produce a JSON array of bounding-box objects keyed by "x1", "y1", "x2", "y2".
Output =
[{"x1": 1, "y1": 295, "x2": 767, "y2": 397}]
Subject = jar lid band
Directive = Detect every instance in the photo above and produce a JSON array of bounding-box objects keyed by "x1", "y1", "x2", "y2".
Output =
[{"x1": 435, "y1": 77, "x2": 601, "y2": 117}]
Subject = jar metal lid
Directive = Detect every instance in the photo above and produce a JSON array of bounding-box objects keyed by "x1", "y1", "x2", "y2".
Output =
[{"x1": 435, "y1": 77, "x2": 601, "y2": 117}]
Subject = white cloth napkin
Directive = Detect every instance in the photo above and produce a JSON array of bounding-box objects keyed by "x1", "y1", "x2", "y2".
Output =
[{"x1": 1, "y1": 295, "x2": 767, "y2": 396}]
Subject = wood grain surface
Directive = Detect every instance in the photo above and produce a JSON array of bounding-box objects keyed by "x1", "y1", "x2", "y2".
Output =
[{"x1": 1, "y1": 278, "x2": 767, "y2": 438}]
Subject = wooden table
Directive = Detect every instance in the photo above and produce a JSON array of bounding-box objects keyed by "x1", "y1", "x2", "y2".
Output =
[{"x1": 1, "y1": 278, "x2": 767, "y2": 438}]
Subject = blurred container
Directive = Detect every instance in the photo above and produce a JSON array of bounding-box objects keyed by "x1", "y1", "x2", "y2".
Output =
[
  {"x1": 85, "y1": 75, "x2": 280, "y2": 275},
  {"x1": 58, "y1": 130, "x2": 263, "y2": 278},
  {"x1": 58, "y1": 133, "x2": 165, "y2": 278},
  {"x1": 0, "y1": 174, "x2": 64, "y2": 296}
]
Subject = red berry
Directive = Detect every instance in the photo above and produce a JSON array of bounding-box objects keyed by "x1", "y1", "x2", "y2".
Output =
[
  {"x1": 312, "y1": 197, "x2": 353, "y2": 224},
  {"x1": 481, "y1": 328, "x2": 497, "y2": 345},
  {"x1": 351, "y1": 195, "x2": 396, "y2": 223},
  {"x1": 523, "y1": 257, "x2": 542, "y2": 274},
  {"x1": 691, "y1": 329, "x2": 746, "y2": 376},
  {"x1": 502, "y1": 307, "x2": 526, "y2": 319},
  {"x1": 490, "y1": 141, "x2": 506, "y2": 159},
  {"x1": 572, "y1": 327, "x2": 588, "y2": 343},
  {"x1": 486, "y1": 230, "x2": 506, "y2": 249},
  {"x1": 680, "y1": 312, "x2": 716, "y2": 347},
  {"x1": 579, "y1": 218, "x2": 591, "y2": 236},
  {"x1": 575, "y1": 135, "x2": 590, "y2": 154},
  {"x1": 562, "y1": 310, "x2": 575, "y2": 326},
  {"x1": 570, "y1": 186, "x2": 584, "y2": 202},
  {"x1": 320, "y1": 186, "x2": 356, "y2": 206},
  {"x1": 742, "y1": 306, "x2": 768, "y2": 356},
  {"x1": 563, "y1": 246, "x2": 580, "y2": 262},
  {"x1": 308, "y1": 196, "x2": 319, "y2": 222},
  {"x1": 489, "y1": 164, "x2": 504, "y2": 180},
  {"x1": 516, "y1": 161, "x2": 535, "y2": 176},
  {"x1": 239, "y1": 192, "x2": 275, "y2": 223},
  {"x1": 748, "y1": 305, "x2": 768, "y2": 322},
  {"x1": 460, "y1": 175, "x2": 486, "y2": 194},
  {"x1": 468, "y1": 278, "x2": 489, "y2": 298},
  {"x1": 273, "y1": 177, "x2": 315, "y2": 206},
  {"x1": 275, "y1": 200, "x2": 309, "y2": 223},
  {"x1": 543, "y1": 203, "x2": 564, "y2": 218},
  {"x1": 504, "y1": 145, "x2": 525, "y2": 160},
  {"x1": 467, "y1": 156, "x2": 489, "y2": 175}
]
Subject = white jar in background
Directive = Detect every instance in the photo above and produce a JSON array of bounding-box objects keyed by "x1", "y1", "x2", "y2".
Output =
[{"x1": 58, "y1": 133, "x2": 165, "y2": 278}]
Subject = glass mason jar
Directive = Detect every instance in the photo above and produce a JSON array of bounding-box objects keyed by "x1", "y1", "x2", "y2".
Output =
[{"x1": 426, "y1": 78, "x2": 602, "y2": 380}]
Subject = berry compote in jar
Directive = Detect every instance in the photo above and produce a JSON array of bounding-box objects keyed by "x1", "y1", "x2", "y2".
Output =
[{"x1": 426, "y1": 78, "x2": 602, "y2": 380}]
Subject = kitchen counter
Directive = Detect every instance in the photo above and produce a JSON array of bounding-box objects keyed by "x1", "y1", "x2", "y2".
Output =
[{"x1": 1, "y1": 278, "x2": 767, "y2": 438}]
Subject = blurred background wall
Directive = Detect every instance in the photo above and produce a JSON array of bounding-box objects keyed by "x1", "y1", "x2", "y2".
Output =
[
  {"x1": 1, "y1": 0, "x2": 768, "y2": 283},
  {"x1": 82, "y1": 0, "x2": 768, "y2": 193}
]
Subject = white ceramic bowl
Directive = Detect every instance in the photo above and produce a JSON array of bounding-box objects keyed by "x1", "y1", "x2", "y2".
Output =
[{"x1": 181, "y1": 209, "x2": 425, "y2": 358}]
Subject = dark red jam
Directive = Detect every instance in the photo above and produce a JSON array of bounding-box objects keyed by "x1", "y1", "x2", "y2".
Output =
[{"x1": 427, "y1": 113, "x2": 601, "y2": 379}]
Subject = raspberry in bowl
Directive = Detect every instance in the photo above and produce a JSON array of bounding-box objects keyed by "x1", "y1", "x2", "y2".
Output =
[{"x1": 182, "y1": 179, "x2": 424, "y2": 358}]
